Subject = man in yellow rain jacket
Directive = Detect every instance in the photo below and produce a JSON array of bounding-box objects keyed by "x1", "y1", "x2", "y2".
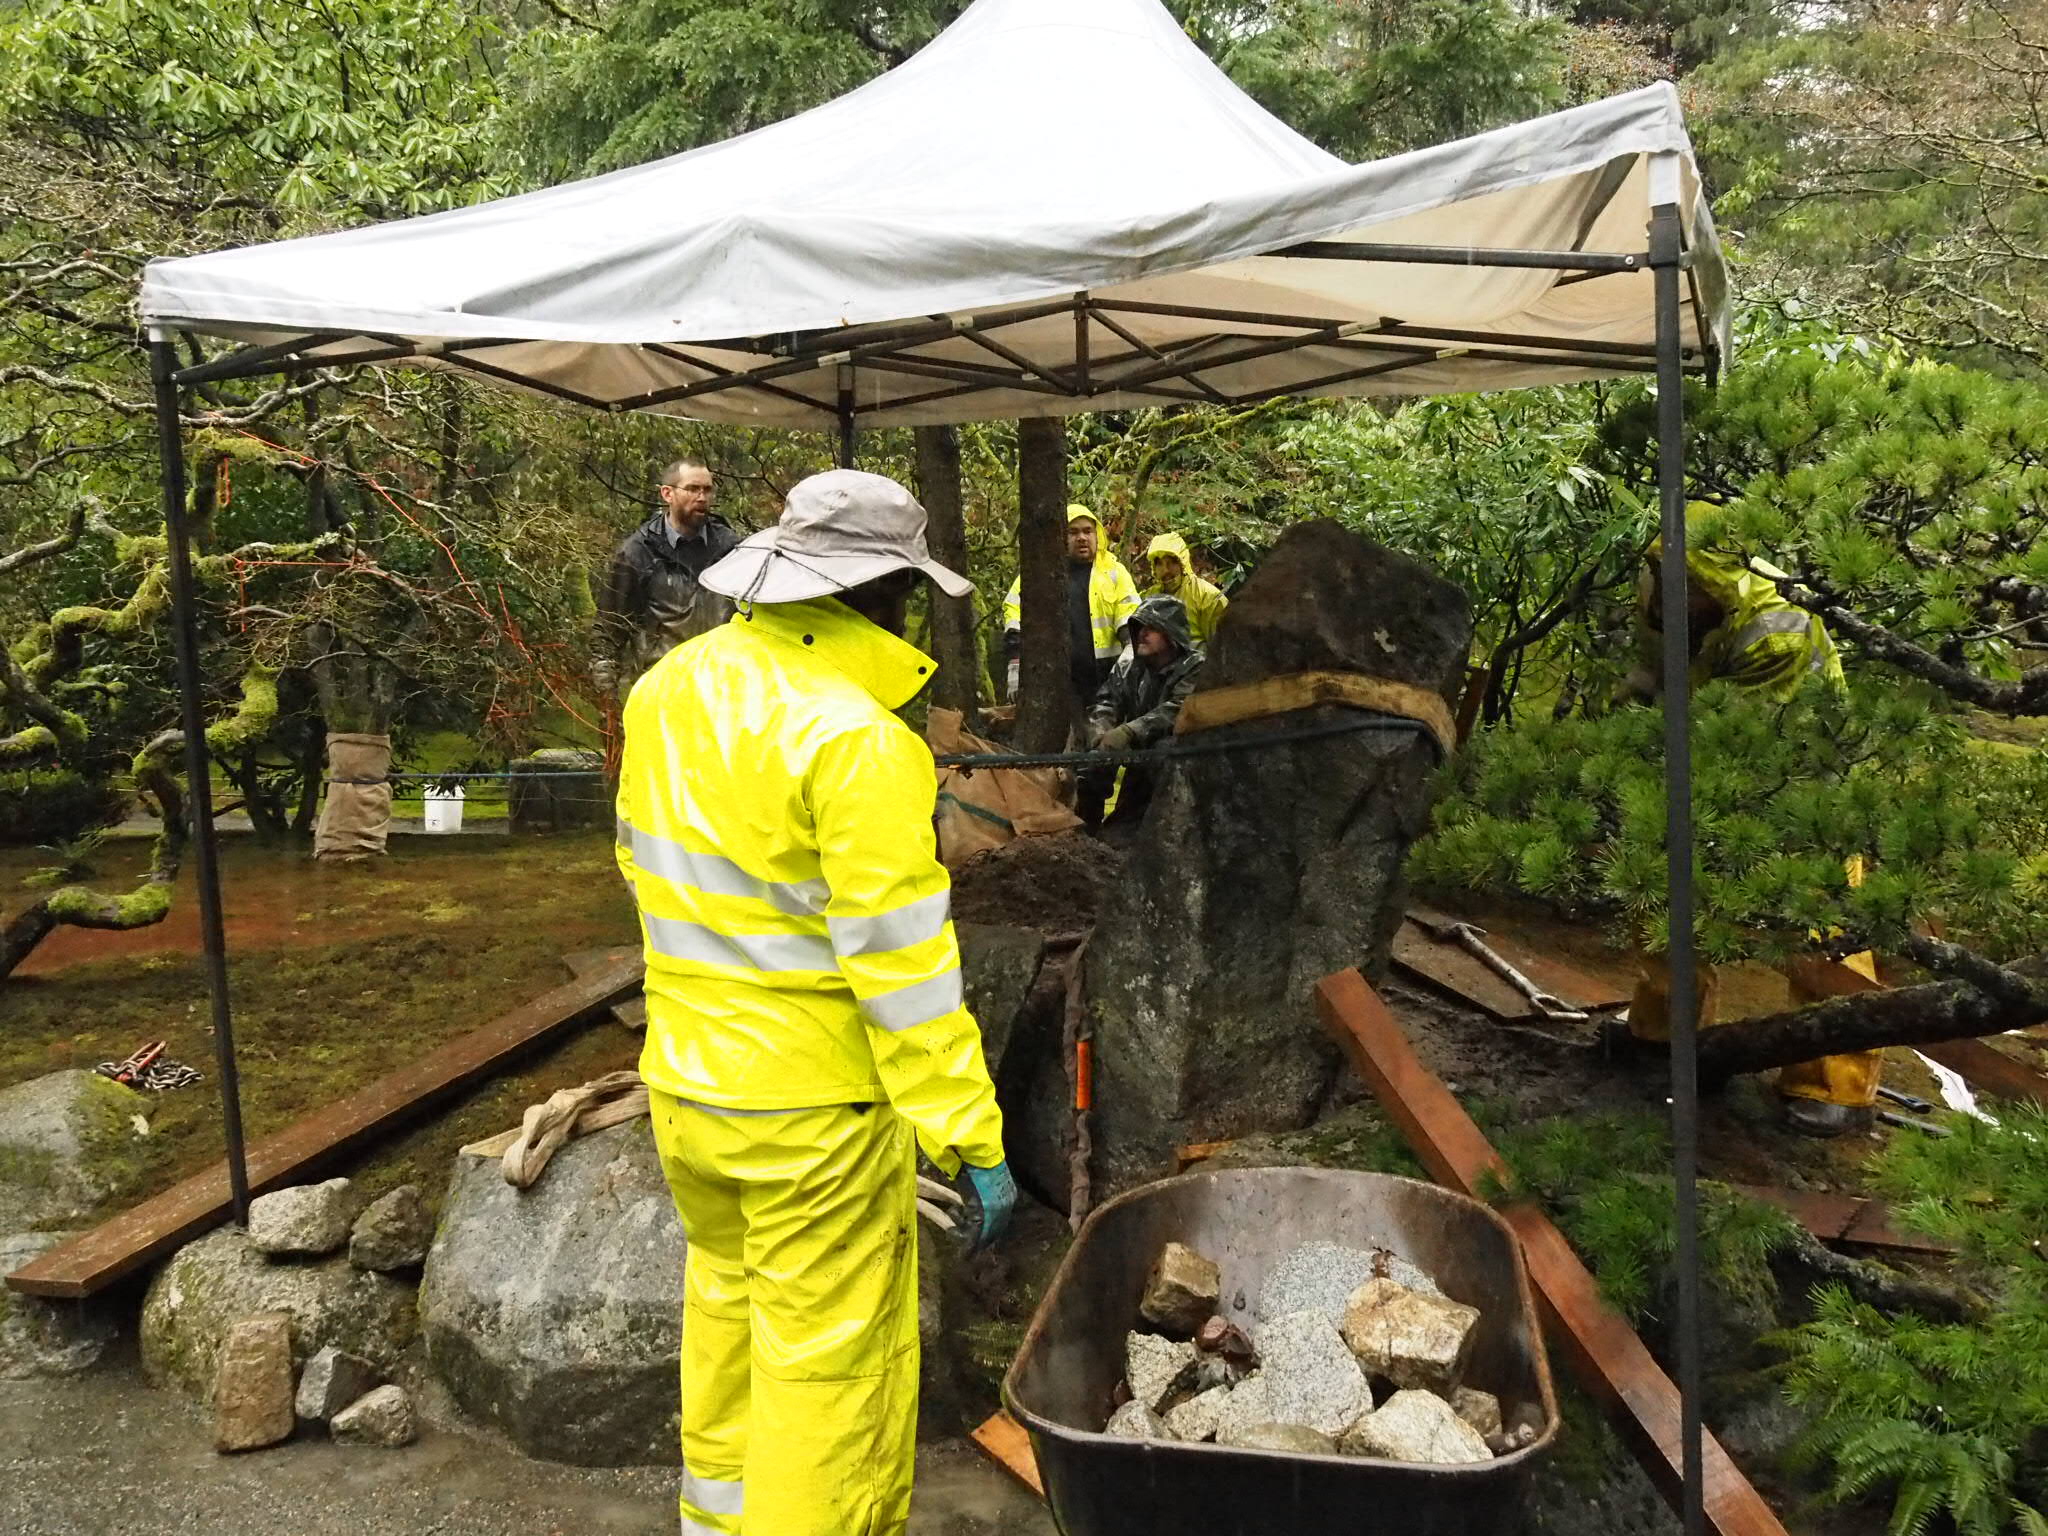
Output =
[
  {"x1": 1001, "y1": 504, "x2": 1139, "y2": 704},
  {"x1": 1139, "y1": 530, "x2": 1229, "y2": 647},
  {"x1": 1627, "y1": 519, "x2": 1881, "y2": 1137},
  {"x1": 616, "y1": 469, "x2": 1014, "y2": 1536}
]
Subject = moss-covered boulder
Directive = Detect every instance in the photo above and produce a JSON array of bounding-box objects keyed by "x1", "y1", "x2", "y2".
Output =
[
  {"x1": 139, "y1": 1227, "x2": 418, "y2": 1401},
  {"x1": 0, "y1": 1070, "x2": 161, "y2": 1231},
  {"x1": 418, "y1": 1118, "x2": 684, "y2": 1466}
]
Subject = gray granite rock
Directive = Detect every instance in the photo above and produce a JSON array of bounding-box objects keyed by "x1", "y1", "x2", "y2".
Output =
[
  {"x1": 0, "y1": 1070, "x2": 160, "y2": 1231},
  {"x1": 348, "y1": 1185, "x2": 431, "y2": 1272},
  {"x1": 1341, "y1": 1389, "x2": 1493, "y2": 1464},
  {"x1": 1125, "y1": 1332, "x2": 1197, "y2": 1412},
  {"x1": 1340, "y1": 1282, "x2": 1479, "y2": 1393},
  {"x1": 1260, "y1": 1242, "x2": 1440, "y2": 1332},
  {"x1": 1104, "y1": 1400, "x2": 1167, "y2": 1440},
  {"x1": 419, "y1": 1118, "x2": 685, "y2": 1466},
  {"x1": 331, "y1": 1384, "x2": 416, "y2": 1447},
  {"x1": 248, "y1": 1179, "x2": 360, "y2": 1259},
  {"x1": 0, "y1": 1230, "x2": 117, "y2": 1379},
  {"x1": 1219, "y1": 1421, "x2": 1337, "y2": 1456},
  {"x1": 1163, "y1": 1384, "x2": 1233, "y2": 1443},
  {"x1": 1452, "y1": 1386, "x2": 1503, "y2": 1441},
  {"x1": 294, "y1": 1346, "x2": 381, "y2": 1426},
  {"x1": 1209, "y1": 1372, "x2": 1272, "y2": 1444},
  {"x1": 1255, "y1": 1310, "x2": 1372, "y2": 1436}
]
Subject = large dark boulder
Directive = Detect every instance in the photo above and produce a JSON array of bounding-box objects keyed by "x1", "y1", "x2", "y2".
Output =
[{"x1": 1085, "y1": 522, "x2": 1471, "y2": 1193}]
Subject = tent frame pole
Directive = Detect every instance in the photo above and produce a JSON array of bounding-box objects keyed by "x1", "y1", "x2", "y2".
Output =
[
  {"x1": 1648, "y1": 196, "x2": 1704, "y2": 1535},
  {"x1": 149, "y1": 337, "x2": 254, "y2": 1227}
]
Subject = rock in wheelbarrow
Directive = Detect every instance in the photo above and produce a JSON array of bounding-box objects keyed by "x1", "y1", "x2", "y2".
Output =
[
  {"x1": 1138, "y1": 1242, "x2": 1221, "y2": 1339},
  {"x1": 1252, "y1": 1311, "x2": 1372, "y2": 1437},
  {"x1": 1340, "y1": 1389, "x2": 1494, "y2": 1465},
  {"x1": 1104, "y1": 1400, "x2": 1169, "y2": 1440},
  {"x1": 1125, "y1": 1332, "x2": 1197, "y2": 1411},
  {"x1": 1218, "y1": 1421, "x2": 1338, "y2": 1456},
  {"x1": 1340, "y1": 1279, "x2": 1480, "y2": 1394}
]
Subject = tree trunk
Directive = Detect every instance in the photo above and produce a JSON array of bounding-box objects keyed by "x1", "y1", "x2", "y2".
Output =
[
  {"x1": 915, "y1": 425, "x2": 980, "y2": 721},
  {"x1": 1697, "y1": 968, "x2": 2048, "y2": 1085},
  {"x1": 1015, "y1": 417, "x2": 1073, "y2": 754}
]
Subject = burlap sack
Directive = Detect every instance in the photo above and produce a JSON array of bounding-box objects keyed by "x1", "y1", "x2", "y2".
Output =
[
  {"x1": 927, "y1": 708, "x2": 1080, "y2": 866},
  {"x1": 314, "y1": 732, "x2": 391, "y2": 861}
]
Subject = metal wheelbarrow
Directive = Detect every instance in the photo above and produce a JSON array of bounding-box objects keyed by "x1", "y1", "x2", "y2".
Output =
[{"x1": 1002, "y1": 1166, "x2": 1559, "y2": 1535}]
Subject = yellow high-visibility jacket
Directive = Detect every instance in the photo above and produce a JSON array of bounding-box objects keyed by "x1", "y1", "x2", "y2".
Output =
[
  {"x1": 615, "y1": 596, "x2": 1005, "y2": 1174},
  {"x1": 1139, "y1": 531, "x2": 1229, "y2": 647},
  {"x1": 1640, "y1": 526, "x2": 1845, "y2": 702},
  {"x1": 1001, "y1": 506, "x2": 1140, "y2": 662}
]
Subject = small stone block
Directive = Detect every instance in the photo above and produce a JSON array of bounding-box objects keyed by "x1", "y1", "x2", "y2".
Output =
[
  {"x1": 1255, "y1": 1310, "x2": 1372, "y2": 1436},
  {"x1": 1340, "y1": 1287, "x2": 1480, "y2": 1393},
  {"x1": 348, "y1": 1185, "x2": 432, "y2": 1273},
  {"x1": 1164, "y1": 1384, "x2": 1233, "y2": 1443},
  {"x1": 1126, "y1": 1331, "x2": 1197, "y2": 1411},
  {"x1": 213, "y1": 1312, "x2": 295, "y2": 1453},
  {"x1": 248, "y1": 1179, "x2": 360, "y2": 1259},
  {"x1": 1139, "y1": 1242, "x2": 1222, "y2": 1338},
  {"x1": 1218, "y1": 1421, "x2": 1337, "y2": 1456},
  {"x1": 294, "y1": 1346, "x2": 381, "y2": 1426},
  {"x1": 1209, "y1": 1372, "x2": 1272, "y2": 1444},
  {"x1": 1451, "y1": 1386, "x2": 1502, "y2": 1441},
  {"x1": 1104, "y1": 1399, "x2": 1167, "y2": 1440},
  {"x1": 1339, "y1": 1389, "x2": 1493, "y2": 1465},
  {"x1": 331, "y1": 1384, "x2": 416, "y2": 1448}
]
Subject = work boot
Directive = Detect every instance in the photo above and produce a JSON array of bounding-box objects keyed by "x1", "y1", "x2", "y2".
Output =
[{"x1": 1779, "y1": 1097, "x2": 1875, "y2": 1138}]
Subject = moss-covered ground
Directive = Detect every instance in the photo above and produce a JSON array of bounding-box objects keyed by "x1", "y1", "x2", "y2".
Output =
[{"x1": 0, "y1": 829, "x2": 640, "y2": 1222}]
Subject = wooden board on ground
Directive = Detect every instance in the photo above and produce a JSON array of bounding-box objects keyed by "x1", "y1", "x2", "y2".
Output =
[
  {"x1": 1792, "y1": 958, "x2": 2048, "y2": 1111},
  {"x1": 971, "y1": 1411, "x2": 1045, "y2": 1499},
  {"x1": 1392, "y1": 917, "x2": 1627, "y2": 1023},
  {"x1": 1728, "y1": 1184, "x2": 1955, "y2": 1258},
  {"x1": 5, "y1": 954, "x2": 645, "y2": 1300},
  {"x1": 1315, "y1": 967, "x2": 1791, "y2": 1536}
]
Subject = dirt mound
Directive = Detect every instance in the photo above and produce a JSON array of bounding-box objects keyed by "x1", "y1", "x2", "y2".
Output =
[{"x1": 949, "y1": 832, "x2": 1123, "y2": 935}]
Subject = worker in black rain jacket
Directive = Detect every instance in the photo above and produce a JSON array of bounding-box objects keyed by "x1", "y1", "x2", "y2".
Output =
[
  {"x1": 592, "y1": 457, "x2": 742, "y2": 694},
  {"x1": 1078, "y1": 594, "x2": 1203, "y2": 830}
]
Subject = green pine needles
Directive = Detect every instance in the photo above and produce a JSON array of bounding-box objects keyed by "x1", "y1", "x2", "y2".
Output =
[{"x1": 1774, "y1": 1107, "x2": 2048, "y2": 1534}]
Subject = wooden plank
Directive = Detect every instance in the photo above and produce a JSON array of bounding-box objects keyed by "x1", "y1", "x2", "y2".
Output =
[
  {"x1": 1790, "y1": 958, "x2": 2048, "y2": 1110},
  {"x1": 6, "y1": 954, "x2": 645, "y2": 1300},
  {"x1": 1172, "y1": 1139, "x2": 1237, "y2": 1173},
  {"x1": 1315, "y1": 968, "x2": 1790, "y2": 1536},
  {"x1": 971, "y1": 1411, "x2": 1045, "y2": 1499},
  {"x1": 1725, "y1": 1184, "x2": 1955, "y2": 1258}
]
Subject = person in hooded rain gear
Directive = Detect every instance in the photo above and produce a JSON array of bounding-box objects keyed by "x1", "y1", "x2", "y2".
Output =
[
  {"x1": 1624, "y1": 510, "x2": 1881, "y2": 1138},
  {"x1": 1139, "y1": 530, "x2": 1228, "y2": 648},
  {"x1": 1000, "y1": 504, "x2": 1139, "y2": 704},
  {"x1": 1076, "y1": 594, "x2": 1204, "y2": 830},
  {"x1": 615, "y1": 469, "x2": 1015, "y2": 1536},
  {"x1": 593, "y1": 457, "x2": 742, "y2": 694}
]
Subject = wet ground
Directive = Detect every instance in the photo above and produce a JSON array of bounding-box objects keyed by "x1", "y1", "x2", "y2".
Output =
[{"x1": 0, "y1": 1353, "x2": 1053, "y2": 1536}]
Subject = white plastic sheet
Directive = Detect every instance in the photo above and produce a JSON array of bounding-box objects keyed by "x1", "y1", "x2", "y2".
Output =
[{"x1": 141, "y1": 0, "x2": 1730, "y2": 426}]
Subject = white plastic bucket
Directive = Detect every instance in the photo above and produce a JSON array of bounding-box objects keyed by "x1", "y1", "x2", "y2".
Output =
[{"x1": 422, "y1": 785, "x2": 465, "y2": 834}]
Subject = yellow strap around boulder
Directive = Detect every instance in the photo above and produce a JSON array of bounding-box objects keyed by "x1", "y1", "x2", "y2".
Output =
[{"x1": 1172, "y1": 670, "x2": 1457, "y2": 758}]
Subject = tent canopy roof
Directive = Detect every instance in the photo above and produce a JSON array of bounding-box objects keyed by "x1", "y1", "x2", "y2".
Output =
[{"x1": 143, "y1": 0, "x2": 1729, "y2": 429}]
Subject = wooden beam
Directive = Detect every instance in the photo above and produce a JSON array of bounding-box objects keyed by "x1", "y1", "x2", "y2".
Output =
[
  {"x1": 971, "y1": 1411, "x2": 1045, "y2": 1499},
  {"x1": 1391, "y1": 917, "x2": 1627, "y2": 1023},
  {"x1": 1315, "y1": 968, "x2": 1790, "y2": 1536},
  {"x1": 5, "y1": 954, "x2": 644, "y2": 1300}
]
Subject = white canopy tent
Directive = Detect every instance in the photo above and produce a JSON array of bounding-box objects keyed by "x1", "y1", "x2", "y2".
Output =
[
  {"x1": 145, "y1": 0, "x2": 1727, "y2": 431},
  {"x1": 137, "y1": 1, "x2": 1723, "y2": 1526}
]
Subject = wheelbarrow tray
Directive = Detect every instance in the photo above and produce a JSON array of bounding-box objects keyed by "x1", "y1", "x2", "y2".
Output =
[{"x1": 1002, "y1": 1166, "x2": 1558, "y2": 1536}]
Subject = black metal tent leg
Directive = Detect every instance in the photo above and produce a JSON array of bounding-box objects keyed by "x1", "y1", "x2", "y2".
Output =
[
  {"x1": 149, "y1": 338, "x2": 254, "y2": 1226},
  {"x1": 1649, "y1": 206, "x2": 1704, "y2": 1534},
  {"x1": 837, "y1": 364, "x2": 858, "y2": 468}
]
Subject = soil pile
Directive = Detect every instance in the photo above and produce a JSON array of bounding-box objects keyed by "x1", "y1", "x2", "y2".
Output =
[{"x1": 949, "y1": 832, "x2": 1123, "y2": 934}]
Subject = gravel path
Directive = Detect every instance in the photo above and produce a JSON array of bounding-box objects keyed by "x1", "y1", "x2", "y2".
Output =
[{"x1": 0, "y1": 1360, "x2": 1051, "y2": 1536}]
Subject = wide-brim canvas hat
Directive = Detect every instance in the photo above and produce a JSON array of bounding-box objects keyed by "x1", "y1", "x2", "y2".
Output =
[{"x1": 701, "y1": 469, "x2": 974, "y2": 605}]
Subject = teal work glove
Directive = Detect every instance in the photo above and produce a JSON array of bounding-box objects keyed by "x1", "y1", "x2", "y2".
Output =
[{"x1": 965, "y1": 1160, "x2": 1017, "y2": 1249}]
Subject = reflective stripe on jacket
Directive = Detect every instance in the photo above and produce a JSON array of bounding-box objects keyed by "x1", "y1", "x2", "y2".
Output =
[
  {"x1": 1640, "y1": 534, "x2": 1844, "y2": 701},
  {"x1": 1000, "y1": 506, "x2": 1140, "y2": 659},
  {"x1": 1140, "y1": 531, "x2": 1229, "y2": 647},
  {"x1": 615, "y1": 595, "x2": 1004, "y2": 1173}
]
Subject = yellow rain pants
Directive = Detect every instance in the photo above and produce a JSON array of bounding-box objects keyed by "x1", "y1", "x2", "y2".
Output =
[{"x1": 651, "y1": 1091, "x2": 920, "y2": 1536}]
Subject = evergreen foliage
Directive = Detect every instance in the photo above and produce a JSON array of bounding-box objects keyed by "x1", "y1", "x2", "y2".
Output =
[{"x1": 1775, "y1": 1107, "x2": 2048, "y2": 1533}]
